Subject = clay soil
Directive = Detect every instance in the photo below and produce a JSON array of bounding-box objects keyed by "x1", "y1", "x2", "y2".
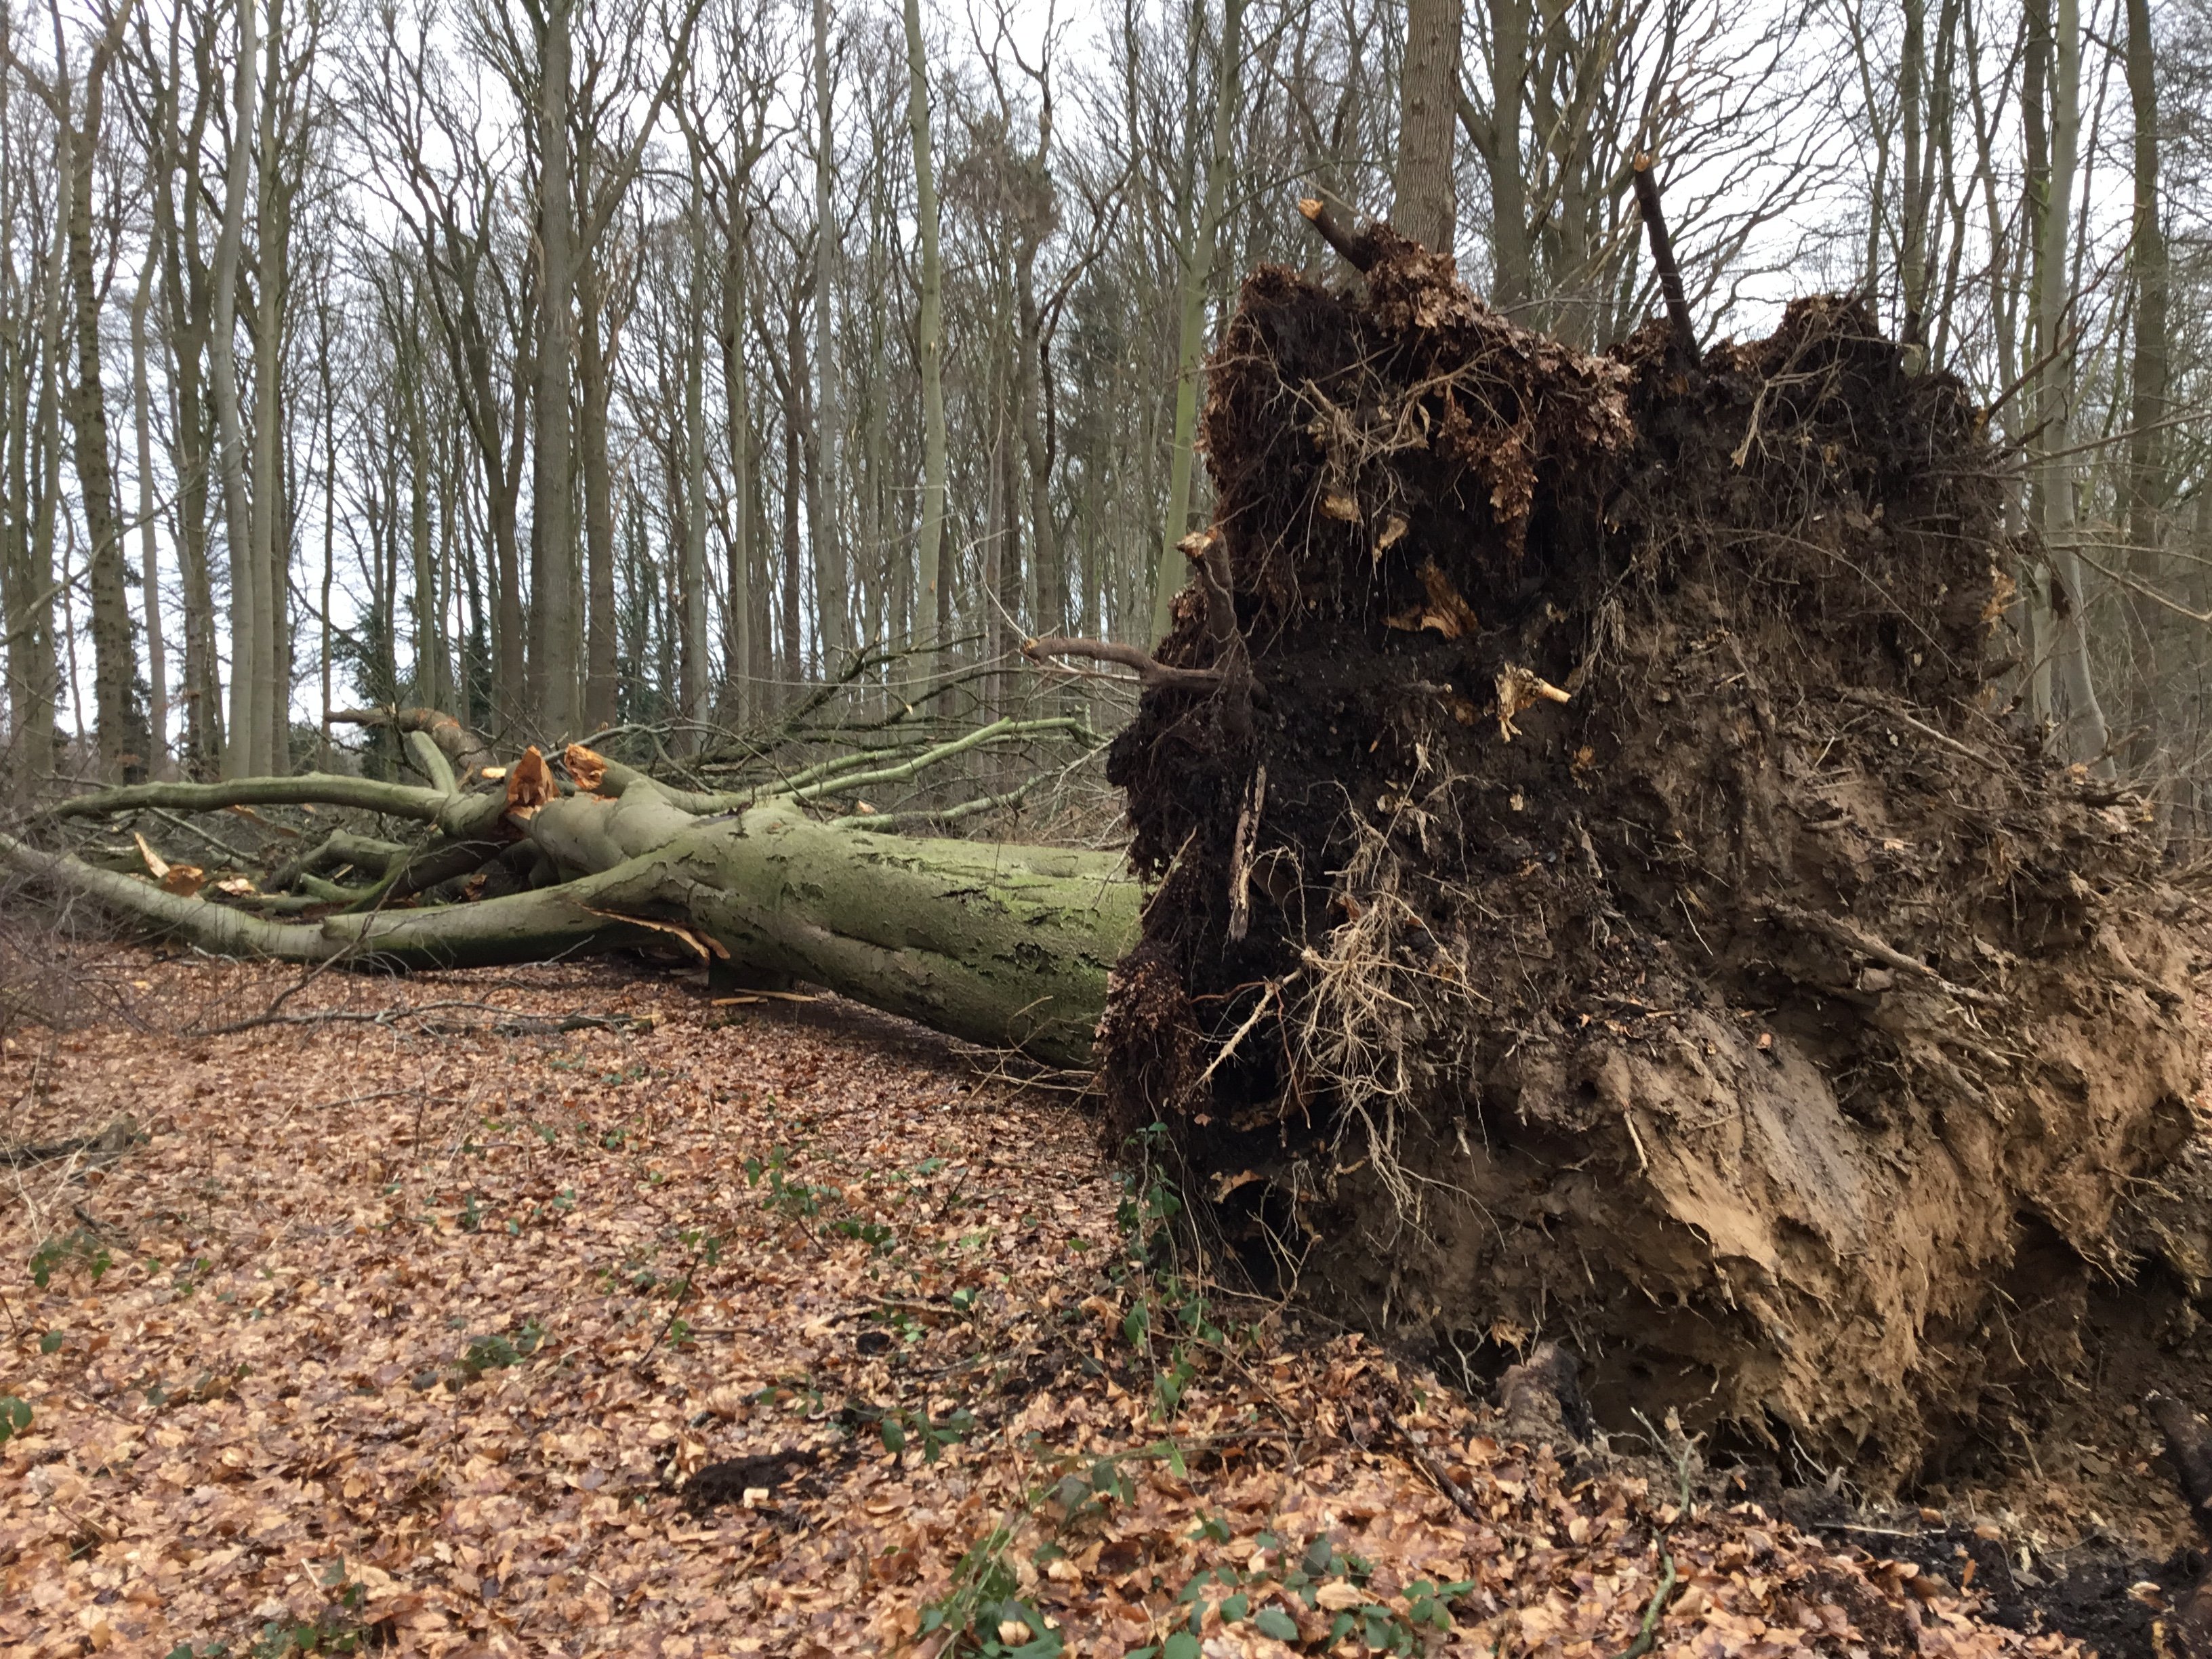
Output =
[
  {"x1": 1103, "y1": 232, "x2": 2205, "y2": 1486},
  {"x1": 0, "y1": 951, "x2": 2206, "y2": 1657}
]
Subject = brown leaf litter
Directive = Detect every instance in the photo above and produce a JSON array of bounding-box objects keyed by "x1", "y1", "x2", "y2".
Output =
[{"x1": 0, "y1": 951, "x2": 2118, "y2": 1655}]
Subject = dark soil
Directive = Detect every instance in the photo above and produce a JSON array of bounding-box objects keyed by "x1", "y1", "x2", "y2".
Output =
[{"x1": 1100, "y1": 229, "x2": 2205, "y2": 1487}]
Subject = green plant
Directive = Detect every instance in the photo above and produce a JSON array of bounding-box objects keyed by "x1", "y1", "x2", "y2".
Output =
[
  {"x1": 28, "y1": 1227, "x2": 111, "y2": 1291},
  {"x1": 222, "y1": 1557, "x2": 375, "y2": 1655},
  {"x1": 835, "y1": 1218, "x2": 895, "y2": 1252},
  {"x1": 0, "y1": 1396, "x2": 30, "y2": 1443},
  {"x1": 744, "y1": 1147, "x2": 827, "y2": 1219},
  {"x1": 912, "y1": 1523, "x2": 1064, "y2": 1656},
  {"x1": 1105, "y1": 1124, "x2": 1232, "y2": 1420},
  {"x1": 878, "y1": 1404, "x2": 976, "y2": 1464},
  {"x1": 454, "y1": 1321, "x2": 543, "y2": 1384},
  {"x1": 1129, "y1": 1529, "x2": 1472, "y2": 1656}
]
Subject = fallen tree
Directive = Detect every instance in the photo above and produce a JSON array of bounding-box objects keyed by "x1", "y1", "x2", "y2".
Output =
[
  {"x1": 5, "y1": 211, "x2": 2206, "y2": 1483},
  {"x1": 0, "y1": 716, "x2": 1136, "y2": 1068}
]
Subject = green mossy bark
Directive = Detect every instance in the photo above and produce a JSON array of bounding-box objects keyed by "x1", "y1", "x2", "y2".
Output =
[{"x1": 3, "y1": 776, "x2": 1139, "y2": 1067}]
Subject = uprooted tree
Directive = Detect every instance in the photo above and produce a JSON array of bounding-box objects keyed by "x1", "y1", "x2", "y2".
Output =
[{"x1": 4, "y1": 213, "x2": 2203, "y2": 1480}]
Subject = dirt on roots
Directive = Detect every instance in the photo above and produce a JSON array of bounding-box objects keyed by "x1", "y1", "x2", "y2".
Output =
[{"x1": 1099, "y1": 230, "x2": 2205, "y2": 1484}]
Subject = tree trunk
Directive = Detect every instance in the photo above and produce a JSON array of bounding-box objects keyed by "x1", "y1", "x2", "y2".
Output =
[
  {"x1": 578, "y1": 261, "x2": 617, "y2": 733},
  {"x1": 61, "y1": 46, "x2": 144, "y2": 783},
  {"x1": 249, "y1": 0, "x2": 287, "y2": 777},
  {"x1": 0, "y1": 762, "x2": 1137, "y2": 1069},
  {"x1": 131, "y1": 260, "x2": 170, "y2": 777},
  {"x1": 718, "y1": 182, "x2": 753, "y2": 723},
  {"x1": 1151, "y1": 0, "x2": 1246, "y2": 644},
  {"x1": 811, "y1": 0, "x2": 844, "y2": 666},
  {"x1": 2034, "y1": 0, "x2": 2111, "y2": 773},
  {"x1": 529, "y1": 0, "x2": 579, "y2": 739},
  {"x1": 680, "y1": 155, "x2": 709, "y2": 750},
  {"x1": 2125, "y1": 0, "x2": 2168, "y2": 785},
  {"x1": 1392, "y1": 0, "x2": 1462, "y2": 258},
  {"x1": 210, "y1": 0, "x2": 260, "y2": 779},
  {"x1": 1, "y1": 4, "x2": 59, "y2": 783},
  {"x1": 1461, "y1": 0, "x2": 1530, "y2": 310},
  {"x1": 903, "y1": 0, "x2": 949, "y2": 648}
]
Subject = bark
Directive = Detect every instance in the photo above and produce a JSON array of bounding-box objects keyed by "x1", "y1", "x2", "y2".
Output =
[
  {"x1": 578, "y1": 263, "x2": 617, "y2": 733},
  {"x1": 1458, "y1": 0, "x2": 1529, "y2": 310},
  {"x1": 529, "y1": 0, "x2": 579, "y2": 739},
  {"x1": 249, "y1": 0, "x2": 287, "y2": 777},
  {"x1": 403, "y1": 329, "x2": 444, "y2": 717},
  {"x1": 1899, "y1": 0, "x2": 1929, "y2": 346},
  {"x1": 1392, "y1": 0, "x2": 1462, "y2": 258},
  {"x1": 58, "y1": 29, "x2": 144, "y2": 782},
  {"x1": 148, "y1": 9, "x2": 223, "y2": 776},
  {"x1": 716, "y1": 180, "x2": 754, "y2": 722},
  {"x1": 680, "y1": 156, "x2": 709, "y2": 750},
  {"x1": 2125, "y1": 0, "x2": 2168, "y2": 783},
  {"x1": 1, "y1": 0, "x2": 58, "y2": 781},
  {"x1": 903, "y1": 0, "x2": 949, "y2": 647},
  {"x1": 811, "y1": 0, "x2": 844, "y2": 666},
  {"x1": 2034, "y1": 0, "x2": 2112, "y2": 773},
  {"x1": 1151, "y1": 0, "x2": 1246, "y2": 644},
  {"x1": 131, "y1": 260, "x2": 170, "y2": 778},
  {"x1": 3, "y1": 765, "x2": 1136, "y2": 1069},
  {"x1": 210, "y1": 0, "x2": 261, "y2": 778}
]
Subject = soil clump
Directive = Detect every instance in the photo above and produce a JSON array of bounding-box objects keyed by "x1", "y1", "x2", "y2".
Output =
[{"x1": 1101, "y1": 228, "x2": 2205, "y2": 1483}]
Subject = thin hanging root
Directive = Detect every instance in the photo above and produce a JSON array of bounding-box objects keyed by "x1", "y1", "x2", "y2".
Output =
[{"x1": 1197, "y1": 973, "x2": 1293, "y2": 1088}]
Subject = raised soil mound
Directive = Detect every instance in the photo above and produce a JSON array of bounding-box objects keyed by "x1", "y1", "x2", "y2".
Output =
[{"x1": 1101, "y1": 230, "x2": 2203, "y2": 1480}]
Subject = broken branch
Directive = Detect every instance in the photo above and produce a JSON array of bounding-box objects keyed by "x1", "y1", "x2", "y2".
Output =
[
  {"x1": 1023, "y1": 636, "x2": 1225, "y2": 692},
  {"x1": 1631, "y1": 156, "x2": 1698, "y2": 359}
]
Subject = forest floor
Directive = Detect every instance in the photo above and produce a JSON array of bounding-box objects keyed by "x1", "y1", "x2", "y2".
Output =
[{"x1": 0, "y1": 950, "x2": 2201, "y2": 1658}]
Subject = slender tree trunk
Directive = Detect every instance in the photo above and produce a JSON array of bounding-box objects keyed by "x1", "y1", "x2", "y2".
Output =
[
  {"x1": 1900, "y1": 0, "x2": 1929, "y2": 346},
  {"x1": 150, "y1": 30, "x2": 222, "y2": 776},
  {"x1": 58, "y1": 48, "x2": 144, "y2": 781},
  {"x1": 811, "y1": 0, "x2": 844, "y2": 667},
  {"x1": 131, "y1": 260, "x2": 169, "y2": 778},
  {"x1": 903, "y1": 0, "x2": 949, "y2": 648},
  {"x1": 1, "y1": 47, "x2": 58, "y2": 778},
  {"x1": 210, "y1": 0, "x2": 260, "y2": 777},
  {"x1": 718, "y1": 187, "x2": 752, "y2": 724},
  {"x1": 680, "y1": 156, "x2": 710, "y2": 750},
  {"x1": 317, "y1": 293, "x2": 336, "y2": 769},
  {"x1": 405, "y1": 336, "x2": 443, "y2": 715},
  {"x1": 2035, "y1": 0, "x2": 2110, "y2": 773},
  {"x1": 579, "y1": 264, "x2": 617, "y2": 733},
  {"x1": 1151, "y1": 0, "x2": 1246, "y2": 642},
  {"x1": 2124, "y1": 0, "x2": 2168, "y2": 787},
  {"x1": 1393, "y1": 0, "x2": 1463, "y2": 256},
  {"x1": 529, "y1": 0, "x2": 578, "y2": 737},
  {"x1": 24, "y1": 73, "x2": 69, "y2": 777},
  {"x1": 781, "y1": 300, "x2": 805, "y2": 695},
  {"x1": 1463, "y1": 0, "x2": 1530, "y2": 310},
  {"x1": 1015, "y1": 235, "x2": 1061, "y2": 644},
  {"x1": 250, "y1": 0, "x2": 288, "y2": 775}
]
